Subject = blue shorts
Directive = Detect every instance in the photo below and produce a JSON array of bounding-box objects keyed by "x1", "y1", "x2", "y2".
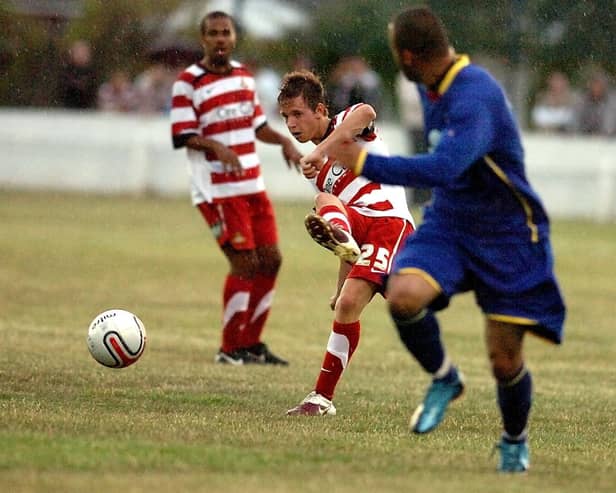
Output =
[{"x1": 392, "y1": 220, "x2": 566, "y2": 344}]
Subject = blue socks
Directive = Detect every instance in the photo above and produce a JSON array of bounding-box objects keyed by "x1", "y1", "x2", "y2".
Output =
[
  {"x1": 393, "y1": 306, "x2": 532, "y2": 442},
  {"x1": 391, "y1": 309, "x2": 446, "y2": 375},
  {"x1": 498, "y1": 366, "x2": 533, "y2": 441}
]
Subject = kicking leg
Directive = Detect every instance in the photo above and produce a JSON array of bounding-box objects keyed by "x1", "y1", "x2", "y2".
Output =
[{"x1": 304, "y1": 193, "x2": 360, "y2": 263}]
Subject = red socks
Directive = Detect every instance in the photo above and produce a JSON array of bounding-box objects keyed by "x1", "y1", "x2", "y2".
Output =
[
  {"x1": 240, "y1": 274, "x2": 276, "y2": 347},
  {"x1": 221, "y1": 274, "x2": 277, "y2": 351},
  {"x1": 315, "y1": 320, "x2": 360, "y2": 400},
  {"x1": 318, "y1": 205, "x2": 351, "y2": 234},
  {"x1": 221, "y1": 275, "x2": 252, "y2": 352}
]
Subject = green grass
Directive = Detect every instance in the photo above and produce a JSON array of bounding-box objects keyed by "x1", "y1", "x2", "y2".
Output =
[{"x1": 1, "y1": 190, "x2": 615, "y2": 493}]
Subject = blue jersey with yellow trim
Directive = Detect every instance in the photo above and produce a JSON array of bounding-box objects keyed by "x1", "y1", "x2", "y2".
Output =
[{"x1": 362, "y1": 56, "x2": 549, "y2": 242}]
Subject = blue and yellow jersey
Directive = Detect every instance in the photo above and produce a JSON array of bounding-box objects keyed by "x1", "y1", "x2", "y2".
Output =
[{"x1": 358, "y1": 56, "x2": 549, "y2": 242}]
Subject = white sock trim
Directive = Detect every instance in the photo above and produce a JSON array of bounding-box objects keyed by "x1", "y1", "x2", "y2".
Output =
[
  {"x1": 503, "y1": 428, "x2": 528, "y2": 442},
  {"x1": 326, "y1": 331, "x2": 350, "y2": 369},
  {"x1": 322, "y1": 211, "x2": 351, "y2": 232},
  {"x1": 433, "y1": 356, "x2": 451, "y2": 380}
]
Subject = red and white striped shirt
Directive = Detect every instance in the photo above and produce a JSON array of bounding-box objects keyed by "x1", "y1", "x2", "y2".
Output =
[
  {"x1": 312, "y1": 104, "x2": 414, "y2": 224},
  {"x1": 171, "y1": 61, "x2": 267, "y2": 203}
]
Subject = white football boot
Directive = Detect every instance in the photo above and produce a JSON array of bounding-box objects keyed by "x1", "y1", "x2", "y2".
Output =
[
  {"x1": 286, "y1": 391, "x2": 337, "y2": 416},
  {"x1": 304, "y1": 213, "x2": 360, "y2": 263}
]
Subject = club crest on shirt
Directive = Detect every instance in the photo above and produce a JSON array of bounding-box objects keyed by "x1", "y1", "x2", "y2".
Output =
[
  {"x1": 428, "y1": 128, "x2": 442, "y2": 152},
  {"x1": 216, "y1": 101, "x2": 254, "y2": 119},
  {"x1": 323, "y1": 163, "x2": 345, "y2": 193}
]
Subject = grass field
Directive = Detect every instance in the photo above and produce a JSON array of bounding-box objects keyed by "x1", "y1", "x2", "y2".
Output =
[{"x1": 1, "y1": 189, "x2": 615, "y2": 493}]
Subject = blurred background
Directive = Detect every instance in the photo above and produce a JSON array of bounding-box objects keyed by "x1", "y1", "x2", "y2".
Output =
[{"x1": 1, "y1": 0, "x2": 615, "y2": 220}]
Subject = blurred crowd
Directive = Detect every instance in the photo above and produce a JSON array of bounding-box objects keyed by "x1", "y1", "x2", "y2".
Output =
[
  {"x1": 250, "y1": 54, "x2": 384, "y2": 121},
  {"x1": 59, "y1": 39, "x2": 182, "y2": 115},
  {"x1": 57, "y1": 40, "x2": 616, "y2": 138},
  {"x1": 530, "y1": 69, "x2": 616, "y2": 137}
]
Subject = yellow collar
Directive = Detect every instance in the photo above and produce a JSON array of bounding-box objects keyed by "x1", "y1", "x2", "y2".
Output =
[{"x1": 437, "y1": 54, "x2": 470, "y2": 95}]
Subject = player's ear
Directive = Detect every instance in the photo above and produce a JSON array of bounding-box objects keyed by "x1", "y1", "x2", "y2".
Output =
[
  {"x1": 400, "y1": 49, "x2": 413, "y2": 66},
  {"x1": 316, "y1": 102, "x2": 328, "y2": 117}
]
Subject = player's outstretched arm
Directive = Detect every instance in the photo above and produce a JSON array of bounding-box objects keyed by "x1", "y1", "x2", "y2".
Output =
[
  {"x1": 326, "y1": 141, "x2": 366, "y2": 175},
  {"x1": 256, "y1": 123, "x2": 302, "y2": 171},
  {"x1": 302, "y1": 104, "x2": 376, "y2": 169}
]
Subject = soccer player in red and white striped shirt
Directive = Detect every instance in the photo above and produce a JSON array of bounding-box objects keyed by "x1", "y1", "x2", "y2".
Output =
[
  {"x1": 171, "y1": 11, "x2": 302, "y2": 366},
  {"x1": 278, "y1": 71, "x2": 415, "y2": 415}
]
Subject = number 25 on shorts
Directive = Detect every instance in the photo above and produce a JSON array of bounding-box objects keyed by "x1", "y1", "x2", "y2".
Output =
[{"x1": 356, "y1": 244, "x2": 391, "y2": 272}]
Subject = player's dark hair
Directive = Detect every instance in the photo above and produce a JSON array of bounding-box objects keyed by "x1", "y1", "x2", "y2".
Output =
[
  {"x1": 200, "y1": 11, "x2": 236, "y2": 35},
  {"x1": 392, "y1": 7, "x2": 450, "y2": 60},
  {"x1": 278, "y1": 70, "x2": 326, "y2": 111}
]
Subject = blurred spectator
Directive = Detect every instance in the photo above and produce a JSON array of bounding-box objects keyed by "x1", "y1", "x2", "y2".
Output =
[
  {"x1": 396, "y1": 72, "x2": 431, "y2": 205},
  {"x1": 246, "y1": 60, "x2": 281, "y2": 120},
  {"x1": 248, "y1": 56, "x2": 314, "y2": 120},
  {"x1": 293, "y1": 54, "x2": 313, "y2": 72},
  {"x1": 531, "y1": 71, "x2": 578, "y2": 134},
  {"x1": 134, "y1": 63, "x2": 177, "y2": 114},
  {"x1": 59, "y1": 40, "x2": 97, "y2": 109},
  {"x1": 395, "y1": 71, "x2": 430, "y2": 205},
  {"x1": 396, "y1": 71, "x2": 425, "y2": 154},
  {"x1": 327, "y1": 56, "x2": 382, "y2": 115},
  {"x1": 97, "y1": 70, "x2": 138, "y2": 112},
  {"x1": 574, "y1": 69, "x2": 616, "y2": 136}
]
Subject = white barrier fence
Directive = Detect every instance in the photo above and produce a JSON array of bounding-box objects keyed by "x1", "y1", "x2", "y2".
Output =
[{"x1": 1, "y1": 109, "x2": 615, "y2": 221}]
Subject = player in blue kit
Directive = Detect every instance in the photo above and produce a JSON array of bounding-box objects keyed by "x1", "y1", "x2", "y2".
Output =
[{"x1": 313, "y1": 7, "x2": 566, "y2": 473}]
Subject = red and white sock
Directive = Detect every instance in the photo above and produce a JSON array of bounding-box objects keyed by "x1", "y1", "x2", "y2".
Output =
[
  {"x1": 240, "y1": 273, "x2": 276, "y2": 348},
  {"x1": 315, "y1": 320, "x2": 360, "y2": 400},
  {"x1": 318, "y1": 205, "x2": 351, "y2": 234},
  {"x1": 221, "y1": 275, "x2": 252, "y2": 353}
]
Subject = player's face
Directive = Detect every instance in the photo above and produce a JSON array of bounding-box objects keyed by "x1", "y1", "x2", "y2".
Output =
[
  {"x1": 388, "y1": 23, "x2": 422, "y2": 83},
  {"x1": 400, "y1": 58, "x2": 422, "y2": 83},
  {"x1": 279, "y1": 96, "x2": 326, "y2": 144},
  {"x1": 201, "y1": 17, "x2": 236, "y2": 67}
]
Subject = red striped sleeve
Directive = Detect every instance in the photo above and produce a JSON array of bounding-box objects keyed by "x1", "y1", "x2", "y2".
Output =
[
  {"x1": 172, "y1": 94, "x2": 193, "y2": 108},
  {"x1": 178, "y1": 71, "x2": 198, "y2": 84},
  {"x1": 232, "y1": 66, "x2": 252, "y2": 77},
  {"x1": 172, "y1": 120, "x2": 198, "y2": 135},
  {"x1": 340, "y1": 107, "x2": 353, "y2": 121}
]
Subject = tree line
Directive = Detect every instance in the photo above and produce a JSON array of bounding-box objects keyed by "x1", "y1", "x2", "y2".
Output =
[{"x1": 1, "y1": 0, "x2": 613, "y2": 122}]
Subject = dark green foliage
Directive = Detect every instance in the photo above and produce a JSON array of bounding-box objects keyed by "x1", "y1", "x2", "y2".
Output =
[
  {"x1": 0, "y1": 0, "x2": 181, "y2": 107},
  {"x1": 1, "y1": 0, "x2": 614, "y2": 108}
]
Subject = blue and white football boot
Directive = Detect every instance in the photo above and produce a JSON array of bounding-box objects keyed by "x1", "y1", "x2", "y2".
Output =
[{"x1": 411, "y1": 368, "x2": 465, "y2": 434}]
